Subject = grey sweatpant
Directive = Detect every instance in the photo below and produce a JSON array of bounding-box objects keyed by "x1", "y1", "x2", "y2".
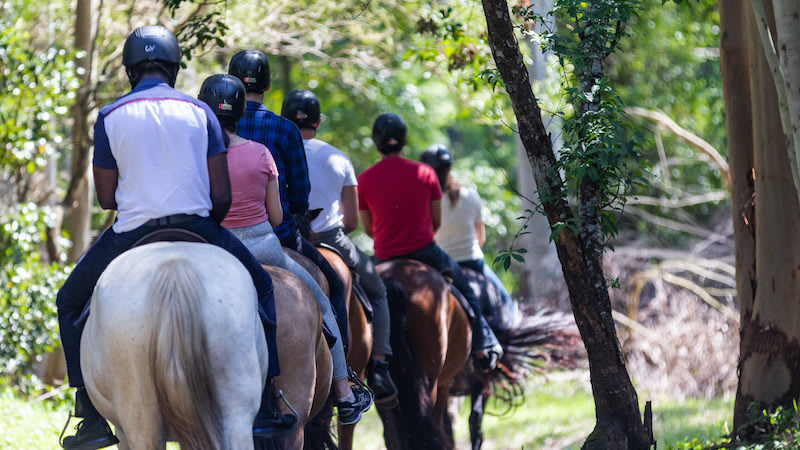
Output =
[
  {"x1": 230, "y1": 221, "x2": 349, "y2": 381},
  {"x1": 313, "y1": 226, "x2": 391, "y2": 357}
]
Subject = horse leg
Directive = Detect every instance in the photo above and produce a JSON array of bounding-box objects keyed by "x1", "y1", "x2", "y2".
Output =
[
  {"x1": 468, "y1": 385, "x2": 487, "y2": 450},
  {"x1": 112, "y1": 409, "x2": 166, "y2": 450},
  {"x1": 115, "y1": 428, "x2": 130, "y2": 450},
  {"x1": 338, "y1": 423, "x2": 355, "y2": 450}
]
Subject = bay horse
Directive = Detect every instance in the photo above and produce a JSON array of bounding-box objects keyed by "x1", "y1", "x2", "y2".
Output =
[
  {"x1": 376, "y1": 259, "x2": 471, "y2": 450},
  {"x1": 317, "y1": 246, "x2": 372, "y2": 450},
  {"x1": 266, "y1": 264, "x2": 332, "y2": 449},
  {"x1": 81, "y1": 242, "x2": 266, "y2": 449},
  {"x1": 452, "y1": 266, "x2": 583, "y2": 450},
  {"x1": 285, "y1": 246, "x2": 373, "y2": 450}
]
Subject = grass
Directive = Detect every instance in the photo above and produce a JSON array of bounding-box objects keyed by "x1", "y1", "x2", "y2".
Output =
[{"x1": 1, "y1": 370, "x2": 731, "y2": 449}]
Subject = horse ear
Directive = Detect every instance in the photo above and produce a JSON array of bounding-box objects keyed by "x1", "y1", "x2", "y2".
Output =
[{"x1": 308, "y1": 208, "x2": 323, "y2": 221}]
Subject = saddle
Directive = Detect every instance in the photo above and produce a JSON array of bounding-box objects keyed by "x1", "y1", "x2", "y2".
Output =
[
  {"x1": 74, "y1": 228, "x2": 207, "y2": 330},
  {"x1": 447, "y1": 281, "x2": 476, "y2": 322},
  {"x1": 317, "y1": 242, "x2": 374, "y2": 322}
]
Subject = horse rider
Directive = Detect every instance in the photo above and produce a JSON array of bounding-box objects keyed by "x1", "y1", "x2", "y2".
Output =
[
  {"x1": 421, "y1": 144, "x2": 518, "y2": 327},
  {"x1": 55, "y1": 26, "x2": 293, "y2": 449},
  {"x1": 198, "y1": 75, "x2": 373, "y2": 424},
  {"x1": 280, "y1": 89, "x2": 398, "y2": 406},
  {"x1": 357, "y1": 113, "x2": 504, "y2": 371},
  {"x1": 227, "y1": 51, "x2": 373, "y2": 421}
]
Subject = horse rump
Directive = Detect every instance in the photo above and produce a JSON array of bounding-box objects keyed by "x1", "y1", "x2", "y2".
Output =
[
  {"x1": 380, "y1": 277, "x2": 451, "y2": 450},
  {"x1": 148, "y1": 256, "x2": 224, "y2": 449}
]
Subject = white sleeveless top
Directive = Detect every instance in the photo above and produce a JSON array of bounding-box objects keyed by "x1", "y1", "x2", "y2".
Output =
[{"x1": 434, "y1": 186, "x2": 484, "y2": 262}]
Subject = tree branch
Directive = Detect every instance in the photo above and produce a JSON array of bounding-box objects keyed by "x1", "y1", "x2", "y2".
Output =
[{"x1": 626, "y1": 106, "x2": 731, "y2": 189}]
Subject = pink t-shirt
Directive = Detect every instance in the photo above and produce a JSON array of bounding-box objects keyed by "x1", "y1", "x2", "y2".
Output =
[{"x1": 221, "y1": 140, "x2": 279, "y2": 229}]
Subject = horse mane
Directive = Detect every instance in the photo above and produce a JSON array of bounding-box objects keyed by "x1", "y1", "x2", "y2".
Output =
[
  {"x1": 148, "y1": 257, "x2": 223, "y2": 449},
  {"x1": 382, "y1": 276, "x2": 451, "y2": 450}
]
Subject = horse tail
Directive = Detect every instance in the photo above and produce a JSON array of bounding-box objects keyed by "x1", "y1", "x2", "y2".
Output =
[
  {"x1": 488, "y1": 308, "x2": 583, "y2": 412},
  {"x1": 381, "y1": 278, "x2": 449, "y2": 450},
  {"x1": 148, "y1": 257, "x2": 223, "y2": 450}
]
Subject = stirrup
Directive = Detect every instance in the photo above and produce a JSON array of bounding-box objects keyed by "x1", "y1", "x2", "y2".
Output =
[
  {"x1": 58, "y1": 411, "x2": 74, "y2": 449},
  {"x1": 348, "y1": 368, "x2": 375, "y2": 401}
]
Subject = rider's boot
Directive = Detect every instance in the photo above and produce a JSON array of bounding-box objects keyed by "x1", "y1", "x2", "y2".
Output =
[
  {"x1": 60, "y1": 387, "x2": 118, "y2": 450},
  {"x1": 367, "y1": 359, "x2": 398, "y2": 408},
  {"x1": 252, "y1": 377, "x2": 298, "y2": 439},
  {"x1": 472, "y1": 317, "x2": 503, "y2": 372}
]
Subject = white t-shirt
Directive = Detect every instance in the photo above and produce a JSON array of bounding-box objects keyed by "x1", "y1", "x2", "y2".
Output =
[
  {"x1": 304, "y1": 138, "x2": 357, "y2": 233},
  {"x1": 435, "y1": 186, "x2": 484, "y2": 262},
  {"x1": 93, "y1": 78, "x2": 226, "y2": 233}
]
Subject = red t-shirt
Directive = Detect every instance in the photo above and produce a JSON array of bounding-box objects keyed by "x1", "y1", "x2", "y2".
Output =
[{"x1": 357, "y1": 156, "x2": 442, "y2": 259}]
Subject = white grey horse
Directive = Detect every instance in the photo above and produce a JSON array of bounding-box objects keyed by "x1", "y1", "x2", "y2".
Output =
[{"x1": 80, "y1": 242, "x2": 266, "y2": 450}]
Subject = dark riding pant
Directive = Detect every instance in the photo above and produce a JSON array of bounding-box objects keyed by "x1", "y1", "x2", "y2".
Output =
[
  {"x1": 280, "y1": 227, "x2": 348, "y2": 351},
  {"x1": 459, "y1": 258, "x2": 515, "y2": 320},
  {"x1": 56, "y1": 215, "x2": 279, "y2": 387},
  {"x1": 376, "y1": 242, "x2": 500, "y2": 353},
  {"x1": 313, "y1": 226, "x2": 391, "y2": 357}
]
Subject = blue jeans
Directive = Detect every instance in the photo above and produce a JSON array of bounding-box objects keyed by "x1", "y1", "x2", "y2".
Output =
[
  {"x1": 459, "y1": 258, "x2": 515, "y2": 319},
  {"x1": 280, "y1": 227, "x2": 348, "y2": 351},
  {"x1": 377, "y1": 243, "x2": 500, "y2": 353},
  {"x1": 56, "y1": 215, "x2": 279, "y2": 387}
]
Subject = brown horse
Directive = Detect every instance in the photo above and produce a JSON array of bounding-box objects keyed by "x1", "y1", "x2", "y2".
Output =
[
  {"x1": 266, "y1": 265, "x2": 333, "y2": 449},
  {"x1": 376, "y1": 259, "x2": 471, "y2": 450},
  {"x1": 451, "y1": 266, "x2": 582, "y2": 450},
  {"x1": 317, "y1": 246, "x2": 372, "y2": 450}
]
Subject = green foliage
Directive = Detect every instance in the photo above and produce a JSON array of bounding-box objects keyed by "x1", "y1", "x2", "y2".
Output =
[
  {"x1": 0, "y1": 3, "x2": 75, "y2": 174},
  {"x1": 0, "y1": 204, "x2": 71, "y2": 390},
  {"x1": 668, "y1": 403, "x2": 800, "y2": 449}
]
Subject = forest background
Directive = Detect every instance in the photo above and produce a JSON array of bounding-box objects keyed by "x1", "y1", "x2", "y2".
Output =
[{"x1": 0, "y1": 0, "x2": 743, "y2": 448}]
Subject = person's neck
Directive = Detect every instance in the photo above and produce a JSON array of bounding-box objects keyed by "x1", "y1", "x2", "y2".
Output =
[
  {"x1": 300, "y1": 128, "x2": 316, "y2": 140},
  {"x1": 381, "y1": 150, "x2": 404, "y2": 159},
  {"x1": 245, "y1": 92, "x2": 263, "y2": 103},
  {"x1": 225, "y1": 130, "x2": 247, "y2": 146}
]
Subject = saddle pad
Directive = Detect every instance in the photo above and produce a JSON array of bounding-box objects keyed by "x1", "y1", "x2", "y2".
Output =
[
  {"x1": 449, "y1": 284, "x2": 476, "y2": 321},
  {"x1": 352, "y1": 279, "x2": 374, "y2": 322}
]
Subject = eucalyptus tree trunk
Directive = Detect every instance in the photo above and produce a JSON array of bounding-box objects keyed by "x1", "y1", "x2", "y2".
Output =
[
  {"x1": 721, "y1": 0, "x2": 800, "y2": 432},
  {"x1": 63, "y1": 0, "x2": 94, "y2": 262},
  {"x1": 481, "y1": 1, "x2": 650, "y2": 448}
]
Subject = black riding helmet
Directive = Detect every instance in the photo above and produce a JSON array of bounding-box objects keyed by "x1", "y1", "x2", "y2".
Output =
[
  {"x1": 228, "y1": 50, "x2": 270, "y2": 93},
  {"x1": 372, "y1": 113, "x2": 407, "y2": 154},
  {"x1": 122, "y1": 25, "x2": 181, "y2": 88},
  {"x1": 198, "y1": 74, "x2": 246, "y2": 132},
  {"x1": 281, "y1": 89, "x2": 321, "y2": 130},
  {"x1": 420, "y1": 144, "x2": 452, "y2": 189}
]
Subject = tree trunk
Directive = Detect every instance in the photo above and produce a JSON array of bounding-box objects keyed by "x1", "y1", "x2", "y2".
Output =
[
  {"x1": 774, "y1": 0, "x2": 800, "y2": 189},
  {"x1": 480, "y1": 1, "x2": 651, "y2": 448},
  {"x1": 63, "y1": 0, "x2": 94, "y2": 263},
  {"x1": 725, "y1": 0, "x2": 800, "y2": 432},
  {"x1": 516, "y1": 0, "x2": 566, "y2": 308}
]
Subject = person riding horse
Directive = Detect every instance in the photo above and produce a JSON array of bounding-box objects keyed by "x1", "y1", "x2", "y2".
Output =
[
  {"x1": 357, "y1": 113, "x2": 503, "y2": 371},
  {"x1": 228, "y1": 50, "x2": 351, "y2": 355},
  {"x1": 420, "y1": 144, "x2": 517, "y2": 328},
  {"x1": 198, "y1": 74, "x2": 373, "y2": 425},
  {"x1": 55, "y1": 26, "x2": 292, "y2": 449},
  {"x1": 280, "y1": 89, "x2": 398, "y2": 407}
]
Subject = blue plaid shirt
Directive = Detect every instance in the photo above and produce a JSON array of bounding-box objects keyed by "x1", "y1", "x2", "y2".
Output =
[{"x1": 238, "y1": 101, "x2": 310, "y2": 240}]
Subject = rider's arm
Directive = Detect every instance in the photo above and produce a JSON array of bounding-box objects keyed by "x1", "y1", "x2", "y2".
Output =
[
  {"x1": 286, "y1": 128, "x2": 310, "y2": 216},
  {"x1": 93, "y1": 166, "x2": 118, "y2": 210},
  {"x1": 92, "y1": 112, "x2": 118, "y2": 210},
  {"x1": 266, "y1": 178, "x2": 283, "y2": 228},
  {"x1": 360, "y1": 209, "x2": 374, "y2": 238},
  {"x1": 475, "y1": 220, "x2": 486, "y2": 247},
  {"x1": 431, "y1": 198, "x2": 442, "y2": 232},
  {"x1": 341, "y1": 185, "x2": 359, "y2": 234},
  {"x1": 207, "y1": 153, "x2": 232, "y2": 223}
]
